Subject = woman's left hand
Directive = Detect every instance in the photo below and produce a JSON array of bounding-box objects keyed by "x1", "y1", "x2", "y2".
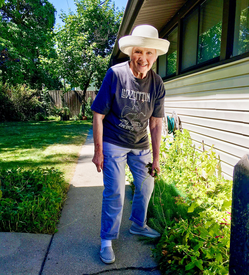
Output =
[{"x1": 151, "y1": 160, "x2": 160, "y2": 177}]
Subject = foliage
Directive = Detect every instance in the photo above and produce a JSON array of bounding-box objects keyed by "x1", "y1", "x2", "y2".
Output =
[
  {"x1": 43, "y1": 0, "x2": 123, "y2": 115},
  {"x1": 0, "y1": 0, "x2": 61, "y2": 89},
  {"x1": 0, "y1": 167, "x2": 68, "y2": 233},
  {"x1": 151, "y1": 130, "x2": 232, "y2": 274},
  {"x1": 0, "y1": 84, "x2": 68, "y2": 122},
  {"x1": 0, "y1": 83, "x2": 17, "y2": 121},
  {"x1": 40, "y1": 87, "x2": 53, "y2": 117},
  {"x1": 8, "y1": 84, "x2": 41, "y2": 121},
  {"x1": 0, "y1": 83, "x2": 42, "y2": 121},
  {"x1": 84, "y1": 97, "x2": 93, "y2": 120},
  {"x1": 126, "y1": 130, "x2": 232, "y2": 274},
  {"x1": 34, "y1": 112, "x2": 46, "y2": 121},
  {"x1": 0, "y1": 120, "x2": 92, "y2": 233},
  {"x1": 52, "y1": 106, "x2": 70, "y2": 120}
]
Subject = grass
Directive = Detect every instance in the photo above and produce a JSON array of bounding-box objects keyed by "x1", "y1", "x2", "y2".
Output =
[
  {"x1": 0, "y1": 119, "x2": 92, "y2": 182},
  {"x1": 0, "y1": 119, "x2": 92, "y2": 233}
]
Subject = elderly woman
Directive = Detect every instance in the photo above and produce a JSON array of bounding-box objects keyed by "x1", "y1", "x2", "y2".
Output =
[{"x1": 91, "y1": 25, "x2": 170, "y2": 264}]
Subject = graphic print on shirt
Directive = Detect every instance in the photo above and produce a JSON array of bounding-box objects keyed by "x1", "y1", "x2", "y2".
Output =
[{"x1": 119, "y1": 89, "x2": 150, "y2": 132}]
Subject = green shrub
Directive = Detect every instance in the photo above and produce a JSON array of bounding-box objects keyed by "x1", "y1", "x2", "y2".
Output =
[
  {"x1": 0, "y1": 84, "x2": 17, "y2": 121},
  {"x1": 52, "y1": 106, "x2": 70, "y2": 121},
  {"x1": 85, "y1": 97, "x2": 93, "y2": 120},
  {"x1": 0, "y1": 167, "x2": 68, "y2": 234},
  {"x1": 9, "y1": 84, "x2": 42, "y2": 121},
  {"x1": 34, "y1": 112, "x2": 46, "y2": 121}
]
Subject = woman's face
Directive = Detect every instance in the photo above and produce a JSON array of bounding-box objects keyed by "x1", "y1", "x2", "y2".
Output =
[{"x1": 129, "y1": 47, "x2": 157, "y2": 79}]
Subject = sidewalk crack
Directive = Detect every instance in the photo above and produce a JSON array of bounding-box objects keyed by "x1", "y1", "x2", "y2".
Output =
[
  {"x1": 83, "y1": 266, "x2": 159, "y2": 275},
  {"x1": 38, "y1": 234, "x2": 55, "y2": 275}
]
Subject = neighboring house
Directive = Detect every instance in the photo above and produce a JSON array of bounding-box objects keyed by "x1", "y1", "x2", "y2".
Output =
[{"x1": 110, "y1": 0, "x2": 249, "y2": 180}]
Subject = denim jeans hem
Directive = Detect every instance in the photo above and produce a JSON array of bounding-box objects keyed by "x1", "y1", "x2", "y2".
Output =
[
  {"x1": 100, "y1": 231, "x2": 119, "y2": 240},
  {"x1": 129, "y1": 216, "x2": 146, "y2": 228}
]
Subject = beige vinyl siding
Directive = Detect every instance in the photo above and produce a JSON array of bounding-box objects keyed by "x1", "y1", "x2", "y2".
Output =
[{"x1": 164, "y1": 57, "x2": 249, "y2": 180}]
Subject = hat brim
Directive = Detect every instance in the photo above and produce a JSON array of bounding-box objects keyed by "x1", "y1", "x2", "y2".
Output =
[{"x1": 118, "y1": 36, "x2": 170, "y2": 56}]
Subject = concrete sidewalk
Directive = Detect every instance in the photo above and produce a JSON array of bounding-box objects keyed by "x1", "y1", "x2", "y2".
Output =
[{"x1": 0, "y1": 129, "x2": 160, "y2": 275}]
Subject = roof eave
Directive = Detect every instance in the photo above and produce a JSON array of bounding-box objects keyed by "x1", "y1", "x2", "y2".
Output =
[{"x1": 110, "y1": 0, "x2": 145, "y2": 64}]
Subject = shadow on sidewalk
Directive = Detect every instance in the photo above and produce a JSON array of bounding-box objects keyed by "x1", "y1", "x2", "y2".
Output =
[{"x1": 42, "y1": 184, "x2": 159, "y2": 275}]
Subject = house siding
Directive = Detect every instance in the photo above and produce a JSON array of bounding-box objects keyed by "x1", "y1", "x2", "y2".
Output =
[{"x1": 163, "y1": 57, "x2": 249, "y2": 180}]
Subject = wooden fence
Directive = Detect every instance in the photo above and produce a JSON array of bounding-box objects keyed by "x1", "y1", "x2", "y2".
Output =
[{"x1": 49, "y1": 90, "x2": 96, "y2": 117}]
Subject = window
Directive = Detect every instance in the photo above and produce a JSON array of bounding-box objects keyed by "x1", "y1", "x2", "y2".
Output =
[
  {"x1": 233, "y1": 0, "x2": 249, "y2": 56},
  {"x1": 166, "y1": 26, "x2": 178, "y2": 76},
  {"x1": 158, "y1": 26, "x2": 178, "y2": 78},
  {"x1": 198, "y1": 0, "x2": 223, "y2": 63},
  {"x1": 156, "y1": 0, "x2": 248, "y2": 80},
  {"x1": 181, "y1": 0, "x2": 223, "y2": 71},
  {"x1": 158, "y1": 54, "x2": 166, "y2": 78},
  {"x1": 181, "y1": 8, "x2": 199, "y2": 70}
]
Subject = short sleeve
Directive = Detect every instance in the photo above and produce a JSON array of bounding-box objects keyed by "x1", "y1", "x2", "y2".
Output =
[
  {"x1": 91, "y1": 68, "x2": 116, "y2": 115},
  {"x1": 152, "y1": 80, "x2": 165, "y2": 118}
]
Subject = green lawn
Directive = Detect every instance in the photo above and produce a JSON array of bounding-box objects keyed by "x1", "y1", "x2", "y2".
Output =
[
  {"x1": 0, "y1": 120, "x2": 92, "y2": 183},
  {"x1": 0, "y1": 119, "x2": 92, "y2": 233}
]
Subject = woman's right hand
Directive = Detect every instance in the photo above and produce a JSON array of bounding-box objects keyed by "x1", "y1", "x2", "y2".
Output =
[{"x1": 92, "y1": 151, "x2": 104, "y2": 172}]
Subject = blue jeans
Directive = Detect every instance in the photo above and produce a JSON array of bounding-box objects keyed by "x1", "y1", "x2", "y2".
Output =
[{"x1": 100, "y1": 142, "x2": 154, "y2": 240}]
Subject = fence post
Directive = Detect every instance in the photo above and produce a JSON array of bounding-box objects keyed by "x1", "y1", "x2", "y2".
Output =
[{"x1": 229, "y1": 154, "x2": 249, "y2": 274}]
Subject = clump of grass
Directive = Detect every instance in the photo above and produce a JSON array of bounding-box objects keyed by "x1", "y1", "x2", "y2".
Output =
[{"x1": 0, "y1": 167, "x2": 68, "y2": 234}]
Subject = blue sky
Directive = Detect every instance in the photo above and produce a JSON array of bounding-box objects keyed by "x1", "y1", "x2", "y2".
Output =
[{"x1": 49, "y1": 0, "x2": 128, "y2": 27}]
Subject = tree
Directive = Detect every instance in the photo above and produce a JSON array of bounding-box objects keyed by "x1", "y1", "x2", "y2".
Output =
[
  {"x1": 50, "y1": 0, "x2": 123, "y2": 115},
  {"x1": 0, "y1": 0, "x2": 61, "y2": 89}
]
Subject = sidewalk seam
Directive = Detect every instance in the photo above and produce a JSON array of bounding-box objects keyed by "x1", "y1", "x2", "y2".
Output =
[{"x1": 38, "y1": 234, "x2": 54, "y2": 275}]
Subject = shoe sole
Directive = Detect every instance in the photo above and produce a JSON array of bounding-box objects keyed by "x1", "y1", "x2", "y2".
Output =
[
  {"x1": 100, "y1": 255, "x2": 115, "y2": 264},
  {"x1": 129, "y1": 229, "x2": 160, "y2": 238}
]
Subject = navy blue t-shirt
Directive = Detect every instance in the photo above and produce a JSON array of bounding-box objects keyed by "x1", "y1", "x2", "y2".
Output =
[{"x1": 91, "y1": 61, "x2": 165, "y2": 149}]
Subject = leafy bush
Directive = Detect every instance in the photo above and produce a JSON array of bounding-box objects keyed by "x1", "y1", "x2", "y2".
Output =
[
  {"x1": 0, "y1": 83, "x2": 49, "y2": 121},
  {"x1": 147, "y1": 130, "x2": 232, "y2": 274},
  {"x1": 9, "y1": 84, "x2": 42, "y2": 121},
  {"x1": 52, "y1": 106, "x2": 70, "y2": 118},
  {"x1": 0, "y1": 84, "x2": 17, "y2": 121},
  {"x1": 84, "y1": 97, "x2": 93, "y2": 120},
  {"x1": 0, "y1": 167, "x2": 68, "y2": 234},
  {"x1": 34, "y1": 112, "x2": 46, "y2": 121}
]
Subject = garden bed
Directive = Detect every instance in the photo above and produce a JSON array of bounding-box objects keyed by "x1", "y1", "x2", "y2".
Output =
[{"x1": 128, "y1": 129, "x2": 232, "y2": 275}]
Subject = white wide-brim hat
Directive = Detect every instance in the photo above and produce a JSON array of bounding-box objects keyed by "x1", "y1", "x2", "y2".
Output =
[{"x1": 118, "y1": 25, "x2": 170, "y2": 56}]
